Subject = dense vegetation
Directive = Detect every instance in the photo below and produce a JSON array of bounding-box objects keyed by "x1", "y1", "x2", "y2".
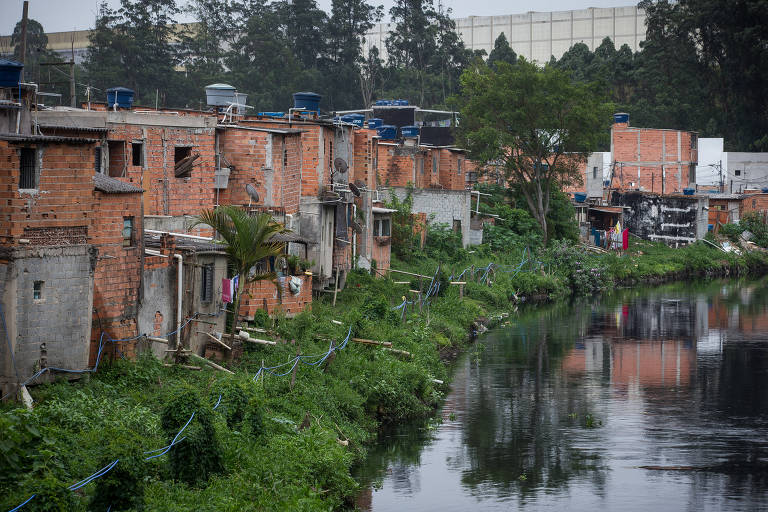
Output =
[{"x1": 3, "y1": 0, "x2": 767, "y2": 150}]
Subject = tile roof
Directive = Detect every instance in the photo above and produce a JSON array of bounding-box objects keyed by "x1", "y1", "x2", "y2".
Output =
[{"x1": 93, "y1": 173, "x2": 143, "y2": 194}]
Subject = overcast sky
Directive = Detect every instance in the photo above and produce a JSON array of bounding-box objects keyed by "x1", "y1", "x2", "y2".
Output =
[{"x1": 1, "y1": 0, "x2": 638, "y2": 36}]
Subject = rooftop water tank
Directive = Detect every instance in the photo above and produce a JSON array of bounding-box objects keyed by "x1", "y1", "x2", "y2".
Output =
[
  {"x1": 573, "y1": 192, "x2": 587, "y2": 203},
  {"x1": 394, "y1": 99, "x2": 409, "y2": 106},
  {"x1": 106, "y1": 87, "x2": 134, "y2": 109},
  {"x1": 377, "y1": 125, "x2": 397, "y2": 140},
  {"x1": 205, "y1": 83, "x2": 236, "y2": 107},
  {"x1": 762, "y1": 188, "x2": 768, "y2": 193},
  {"x1": 367, "y1": 118, "x2": 383, "y2": 129},
  {"x1": 293, "y1": 92, "x2": 321, "y2": 113},
  {"x1": 375, "y1": 100, "x2": 392, "y2": 106},
  {"x1": 401, "y1": 125, "x2": 419, "y2": 138},
  {"x1": 0, "y1": 59, "x2": 23, "y2": 87},
  {"x1": 683, "y1": 188, "x2": 695, "y2": 195},
  {"x1": 613, "y1": 112, "x2": 629, "y2": 124},
  {"x1": 341, "y1": 113, "x2": 365, "y2": 127}
]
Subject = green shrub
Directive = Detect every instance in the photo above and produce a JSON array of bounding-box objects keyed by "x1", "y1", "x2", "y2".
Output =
[
  {"x1": 160, "y1": 386, "x2": 224, "y2": 485},
  {"x1": 90, "y1": 454, "x2": 146, "y2": 511},
  {"x1": 24, "y1": 474, "x2": 82, "y2": 512}
]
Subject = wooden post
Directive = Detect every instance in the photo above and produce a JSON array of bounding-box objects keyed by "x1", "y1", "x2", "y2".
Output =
[
  {"x1": 332, "y1": 267, "x2": 340, "y2": 307},
  {"x1": 323, "y1": 340, "x2": 336, "y2": 373},
  {"x1": 460, "y1": 283, "x2": 464, "y2": 298}
]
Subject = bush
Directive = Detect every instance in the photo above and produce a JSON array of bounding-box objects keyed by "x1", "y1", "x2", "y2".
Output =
[
  {"x1": 90, "y1": 453, "x2": 146, "y2": 511},
  {"x1": 160, "y1": 386, "x2": 224, "y2": 485},
  {"x1": 545, "y1": 241, "x2": 607, "y2": 295},
  {"x1": 24, "y1": 474, "x2": 82, "y2": 512}
]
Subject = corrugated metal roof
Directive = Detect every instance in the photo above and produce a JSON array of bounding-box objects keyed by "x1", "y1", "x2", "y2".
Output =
[
  {"x1": 0, "y1": 133, "x2": 97, "y2": 144},
  {"x1": 372, "y1": 206, "x2": 397, "y2": 214},
  {"x1": 271, "y1": 232, "x2": 311, "y2": 244},
  {"x1": 93, "y1": 173, "x2": 143, "y2": 194}
]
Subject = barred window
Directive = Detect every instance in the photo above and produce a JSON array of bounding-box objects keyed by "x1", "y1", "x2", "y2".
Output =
[
  {"x1": 201, "y1": 264, "x2": 214, "y2": 303},
  {"x1": 19, "y1": 148, "x2": 37, "y2": 189}
]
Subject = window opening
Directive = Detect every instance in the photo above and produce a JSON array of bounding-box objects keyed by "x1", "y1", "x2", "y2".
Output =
[
  {"x1": 432, "y1": 155, "x2": 438, "y2": 175},
  {"x1": 735, "y1": 169, "x2": 741, "y2": 176},
  {"x1": 174, "y1": 146, "x2": 195, "y2": 177},
  {"x1": 593, "y1": 166, "x2": 598, "y2": 179},
  {"x1": 122, "y1": 217, "x2": 134, "y2": 247},
  {"x1": 94, "y1": 146, "x2": 102, "y2": 174},
  {"x1": 132, "y1": 141, "x2": 143, "y2": 166},
  {"x1": 19, "y1": 147, "x2": 37, "y2": 189},
  {"x1": 418, "y1": 158, "x2": 424, "y2": 175},
  {"x1": 201, "y1": 264, "x2": 214, "y2": 303},
  {"x1": 107, "y1": 140, "x2": 125, "y2": 177},
  {"x1": 457, "y1": 159, "x2": 463, "y2": 175},
  {"x1": 33, "y1": 281, "x2": 43, "y2": 300}
]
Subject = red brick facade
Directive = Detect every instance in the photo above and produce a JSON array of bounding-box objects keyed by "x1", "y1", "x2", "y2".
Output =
[
  {"x1": 238, "y1": 274, "x2": 313, "y2": 317},
  {"x1": 611, "y1": 120, "x2": 698, "y2": 194}
]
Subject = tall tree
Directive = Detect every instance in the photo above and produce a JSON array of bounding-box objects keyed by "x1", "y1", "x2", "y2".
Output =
[
  {"x1": 456, "y1": 60, "x2": 611, "y2": 244},
  {"x1": 84, "y1": 0, "x2": 180, "y2": 106},
  {"x1": 191, "y1": 207, "x2": 286, "y2": 342},
  {"x1": 487, "y1": 33, "x2": 517, "y2": 69}
]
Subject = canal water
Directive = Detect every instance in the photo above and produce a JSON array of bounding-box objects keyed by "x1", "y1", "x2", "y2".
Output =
[{"x1": 356, "y1": 279, "x2": 768, "y2": 511}]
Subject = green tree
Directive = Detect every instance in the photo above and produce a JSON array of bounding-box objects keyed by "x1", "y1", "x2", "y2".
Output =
[
  {"x1": 487, "y1": 33, "x2": 517, "y2": 69},
  {"x1": 456, "y1": 60, "x2": 611, "y2": 244},
  {"x1": 84, "y1": 0, "x2": 181, "y2": 106},
  {"x1": 190, "y1": 207, "x2": 286, "y2": 340}
]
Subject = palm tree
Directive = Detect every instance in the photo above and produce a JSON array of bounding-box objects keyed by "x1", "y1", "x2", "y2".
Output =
[{"x1": 190, "y1": 206, "x2": 287, "y2": 341}]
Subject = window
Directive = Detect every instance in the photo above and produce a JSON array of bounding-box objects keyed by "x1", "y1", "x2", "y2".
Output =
[
  {"x1": 94, "y1": 146, "x2": 102, "y2": 174},
  {"x1": 432, "y1": 155, "x2": 438, "y2": 175},
  {"x1": 174, "y1": 146, "x2": 193, "y2": 177},
  {"x1": 374, "y1": 217, "x2": 390, "y2": 237},
  {"x1": 201, "y1": 264, "x2": 214, "y2": 303},
  {"x1": 107, "y1": 140, "x2": 125, "y2": 177},
  {"x1": 457, "y1": 159, "x2": 463, "y2": 175},
  {"x1": 690, "y1": 133, "x2": 697, "y2": 149},
  {"x1": 19, "y1": 147, "x2": 37, "y2": 189},
  {"x1": 132, "y1": 141, "x2": 143, "y2": 167},
  {"x1": 593, "y1": 166, "x2": 598, "y2": 179},
  {"x1": 283, "y1": 144, "x2": 288, "y2": 167},
  {"x1": 33, "y1": 281, "x2": 43, "y2": 301},
  {"x1": 328, "y1": 141, "x2": 333, "y2": 173},
  {"x1": 122, "y1": 217, "x2": 134, "y2": 247},
  {"x1": 688, "y1": 164, "x2": 696, "y2": 184},
  {"x1": 735, "y1": 169, "x2": 742, "y2": 176},
  {"x1": 753, "y1": 199, "x2": 757, "y2": 209},
  {"x1": 452, "y1": 219, "x2": 461, "y2": 233},
  {"x1": 418, "y1": 157, "x2": 424, "y2": 175}
]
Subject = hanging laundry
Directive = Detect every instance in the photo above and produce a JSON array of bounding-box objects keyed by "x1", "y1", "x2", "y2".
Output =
[
  {"x1": 622, "y1": 229, "x2": 629, "y2": 250},
  {"x1": 232, "y1": 274, "x2": 240, "y2": 299},
  {"x1": 222, "y1": 278, "x2": 232, "y2": 303}
]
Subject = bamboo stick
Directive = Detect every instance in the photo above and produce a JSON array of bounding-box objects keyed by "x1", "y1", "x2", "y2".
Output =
[
  {"x1": 383, "y1": 347, "x2": 412, "y2": 357},
  {"x1": 146, "y1": 336, "x2": 169, "y2": 344},
  {"x1": 204, "y1": 332, "x2": 231, "y2": 351},
  {"x1": 163, "y1": 363, "x2": 202, "y2": 370},
  {"x1": 351, "y1": 337, "x2": 393, "y2": 347},
  {"x1": 189, "y1": 353, "x2": 235, "y2": 374}
]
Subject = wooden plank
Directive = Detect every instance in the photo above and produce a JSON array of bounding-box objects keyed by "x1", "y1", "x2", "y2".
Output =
[
  {"x1": 388, "y1": 268, "x2": 431, "y2": 279},
  {"x1": 191, "y1": 318, "x2": 217, "y2": 325},
  {"x1": 146, "y1": 336, "x2": 169, "y2": 344},
  {"x1": 163, "y1": 363, "x2": 202, "y2": 370},
  {"x1": 383, "y1": 347, "x2": 412, "y2": 357},
  {"x1": 449, "y1": 281, "x2": 466, "y2": 285}
]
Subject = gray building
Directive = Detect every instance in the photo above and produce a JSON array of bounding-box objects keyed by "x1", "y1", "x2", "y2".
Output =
[{"x1": 364, "y1": 6, "x2": 647, "y2": 63}]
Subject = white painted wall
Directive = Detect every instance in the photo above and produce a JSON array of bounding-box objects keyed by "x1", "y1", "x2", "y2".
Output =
[{"x1": 696, "y1": 138, "x2": 724, "y2": 186}]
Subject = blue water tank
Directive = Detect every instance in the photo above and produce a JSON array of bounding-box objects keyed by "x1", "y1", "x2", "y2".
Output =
[
  {"x1": 106, "y1": 87, "x2": 134, "y2": 109},
  {"x1": 341, "y1": 113, "x2": 364, "y2": 127},
  {"x1": 574, "y1": 192, "x2": 587, "y2": 203},
  {"x1": 293, "y1": 92, "x2": 321, "y2": 113},
  {"x1": 0, "y1": 59, "x2": 23, "y2": 87},
  {"x1": 683, "y1": 188, "x2": 695, "y2": 195},
  {"x1": 394, "y1": 99, "x2": 409, "y2": 106},
  {"x1": 377, "y1": 125, "x2": 397, "y2": 140},
  {"x1": 367, "y1": 118, "x2": 383, "y2": 129},
  {"x1": 762, "y1": 188, "x2": 768, "y2": 193},
  {"x1": 613, "y1": 112, "x2": 629, "y2": 124},
  {"x1": 258, "y1": 112, "x2": 285, "y2": 118},
  {"x1": 401, "y1": 125, "x2": 419, "y2": 138},
  {"x1": 375, "y1": 100, "x2": 392, "y2": 106}
]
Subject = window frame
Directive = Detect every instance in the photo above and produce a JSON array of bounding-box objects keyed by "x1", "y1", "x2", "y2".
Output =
[
  {"x1": 122, "y1": 216, "x2": 135, "y2": 247},
  {"x1": 19, "y1": 146, "x2": 38, "y2": 190},
  {"x1": 131, "y1": 140, "x2": 144, "y2": 167},
  {"x1": 201, "y1": 263, "x2": 214, "y2": 303}
]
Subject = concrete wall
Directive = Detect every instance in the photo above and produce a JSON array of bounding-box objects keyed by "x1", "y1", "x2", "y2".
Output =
[
  {"x1": 188, "y1": 253, "x2": 228, "y2": 355},
  {"x1": 385, "y1": 187, "x2": 472, "y2": 247},
  {"x1": 138, "y1": 262, "x2": 175, "y2": 359},
  {"x1": 727, "y1": 153, "x2": 768, "y2": 193},
  {"x1": 585, "y1": 152, "x2": 611, "y2": 198},
  {"x1": 611, "y1": 191, "x2": 708, "y2": 245},
  {"x1": 299, "y1": 199, "x2": 335, "y2": 280},
  {"x1": 0, "y1": 245, "x2": 95, "y2": 396},
  {"x1": 364, "y1": 6, "x2": 646, "y2": 63}
]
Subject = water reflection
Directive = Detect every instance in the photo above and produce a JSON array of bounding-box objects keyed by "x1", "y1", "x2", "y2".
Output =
[{"x1": 357, "y1": 278, "x2": 768, "y2": 511}]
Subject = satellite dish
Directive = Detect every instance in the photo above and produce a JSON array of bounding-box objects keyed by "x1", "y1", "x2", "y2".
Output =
[
  {"x1": 334, "y1": 157, "x2": 348, "y2": 174},
  {"x1": 246, "y1": 183, "x2": 260, "y2": 206},
  {"x1": 349, "y1": 182, "x2": 361, "y2": 197}
]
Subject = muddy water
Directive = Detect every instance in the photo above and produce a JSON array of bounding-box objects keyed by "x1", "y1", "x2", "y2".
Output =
[{"x1": 356, "y1": 279, "x2": 768, "y2": 511}]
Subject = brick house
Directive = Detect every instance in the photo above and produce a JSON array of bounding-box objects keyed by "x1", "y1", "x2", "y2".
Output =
[{"x1": 610, "y1": 113, "x2": 698, "y2": 194}]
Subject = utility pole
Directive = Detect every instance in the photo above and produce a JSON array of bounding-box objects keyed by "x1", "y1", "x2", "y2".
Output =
[
  {"x1": 19, "y1": 1, "x2": 29, "y2": 81},
  {"x1": 70, "y1": 34, "x2": 76, "y2": 107}
]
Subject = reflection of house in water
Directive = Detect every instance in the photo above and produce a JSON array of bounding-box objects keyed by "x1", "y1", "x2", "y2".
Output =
[{"x1": 611, "y1": 340, "x2": 695, "y2": 388}]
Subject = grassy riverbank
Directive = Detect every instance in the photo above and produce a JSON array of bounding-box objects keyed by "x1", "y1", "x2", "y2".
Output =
[{"x1": 3, "y1": 236, "x2": 768, "y2": 511}]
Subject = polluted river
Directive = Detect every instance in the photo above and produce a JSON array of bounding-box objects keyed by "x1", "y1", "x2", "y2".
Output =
[{"x1": 355, "y1": 278, "x2": 768, "y2": 511}]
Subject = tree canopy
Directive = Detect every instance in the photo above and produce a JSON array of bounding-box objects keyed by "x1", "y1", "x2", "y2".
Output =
[{"x1": 455, "y1": 59, "x2": 612, "y2": 243}]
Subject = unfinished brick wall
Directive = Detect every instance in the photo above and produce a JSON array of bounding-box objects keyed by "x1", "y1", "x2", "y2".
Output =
[
  {"x1": 0, "y1": 140, "x2": 96, "y2": 245},
  {"x1": 105, "y1": 123, "x2": 217, "y2": 217},
  {"x1": 238, "y1": 274, "x2": 313, "y2": 317},
  {"x1": 89, "y1": 189, "x2": 143, "y2": 363},
  {"x1": 612, "y1": 120, "x2": 698, "y2": 194},
  {"x1": 740, "y1": 194, "x2": 768, "y2": 217}
]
